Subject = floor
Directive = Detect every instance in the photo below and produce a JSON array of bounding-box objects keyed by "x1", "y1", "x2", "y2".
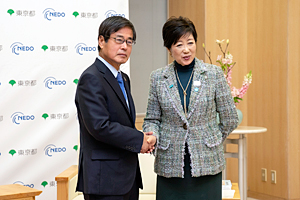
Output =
[{"x1": 247, "y1": 198, "x2": 258, "y2": 200}]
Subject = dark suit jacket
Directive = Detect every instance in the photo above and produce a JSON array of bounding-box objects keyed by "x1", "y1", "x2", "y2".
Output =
[{"x1": 75, "y1": 58, "x2": 143, "y2": 195}]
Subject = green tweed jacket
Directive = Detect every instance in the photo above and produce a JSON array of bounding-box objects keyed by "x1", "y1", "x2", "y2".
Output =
[{"x1": 143, "y1": 58, "x2": 238, "y2": 178}]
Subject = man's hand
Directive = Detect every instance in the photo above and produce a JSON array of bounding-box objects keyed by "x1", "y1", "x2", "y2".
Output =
[{"x1": 140, "y1": 132, "x2": 155, "y2": 153}]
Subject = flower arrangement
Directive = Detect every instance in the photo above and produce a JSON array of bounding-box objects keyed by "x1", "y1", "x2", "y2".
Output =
[{"x1": 202, "y1": 39, "x2": 252, "y2": 106}]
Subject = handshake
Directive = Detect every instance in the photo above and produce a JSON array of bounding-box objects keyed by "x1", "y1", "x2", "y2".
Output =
[{"x1": 140, "y1": 132, "x2": 156, "y2": 153}]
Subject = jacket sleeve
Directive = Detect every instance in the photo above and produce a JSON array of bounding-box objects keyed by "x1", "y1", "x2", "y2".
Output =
[
  {"x1": 76, "y1": 72, "x2": 144, "y2": 153},
  {"x1": 214, "y1": 66, "x2": 239, "y2": 141},
  {"x1": 143, "y1": 71, "x2": 161, "y2": 142}
]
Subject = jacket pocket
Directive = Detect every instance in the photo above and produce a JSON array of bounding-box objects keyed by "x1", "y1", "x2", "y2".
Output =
[
  {"x1": 91, "y1": 149, "x2": 120, "y2": 160},
  {"x1": 157, "y1": 138, "x2": 170, "y2": 150},
  {"x1": 204, "y1": 127, "x2": 223, "y2": 148}
]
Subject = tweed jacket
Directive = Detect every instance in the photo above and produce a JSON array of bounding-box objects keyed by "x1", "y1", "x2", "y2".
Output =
[{"x1": 143, "y1": 58, "x2": 238, "y2": 178}]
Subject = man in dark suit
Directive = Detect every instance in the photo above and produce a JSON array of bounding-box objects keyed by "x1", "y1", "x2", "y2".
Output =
[{"x1": 75, "y1": 16, "x2": 156, "y2": 200}]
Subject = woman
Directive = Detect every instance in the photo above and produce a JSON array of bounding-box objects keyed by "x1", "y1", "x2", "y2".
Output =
[{"x1": 143, "y1": 16, "x2": 238, "y2": 200}]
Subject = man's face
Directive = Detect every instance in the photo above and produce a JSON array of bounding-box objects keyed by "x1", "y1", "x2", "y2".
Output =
[{"x1": 98, "y1": 27, "x2": 133, "y2": 70}]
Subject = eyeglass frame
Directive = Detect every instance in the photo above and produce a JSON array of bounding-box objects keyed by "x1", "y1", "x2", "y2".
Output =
[{"x1": 109, "y1": 36, "x2": 136, "y2": 46}]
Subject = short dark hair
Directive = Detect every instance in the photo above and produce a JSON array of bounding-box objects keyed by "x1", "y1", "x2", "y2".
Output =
[
  {"x1": 162, "y1": 16, "x2": 197, "y2": 50},
  {"x1": 98, "y1": 16, "x2": 136, "y2": 51}
]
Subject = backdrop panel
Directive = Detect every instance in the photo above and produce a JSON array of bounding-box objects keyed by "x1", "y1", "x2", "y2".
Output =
[{"x1": 0, "y1": 1, "x2": 129, "y2": 199}]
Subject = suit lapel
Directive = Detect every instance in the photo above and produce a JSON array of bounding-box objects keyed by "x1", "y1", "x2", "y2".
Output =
[
  {"x1": 187, "y1": 59, "x2": 208, "y2": 119},
  {"x1": 94, "y1": 59, "x2": 133, "y2": 124},
  {"x1": 122, "y1": 73, "x2": 136, "y2": 122},
  {"x1": 162, "y1": 63, "x2": 187, "y2": 121}
]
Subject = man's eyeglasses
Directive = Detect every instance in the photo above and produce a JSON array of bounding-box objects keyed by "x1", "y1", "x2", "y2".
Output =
[{"x1": 110, "y1": 36, "x2": 136, "y2": 46}]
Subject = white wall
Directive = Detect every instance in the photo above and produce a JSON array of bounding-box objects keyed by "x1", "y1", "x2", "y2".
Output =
[{"x1": 129, "y1": 0, "x2": 168, "y2": 113}]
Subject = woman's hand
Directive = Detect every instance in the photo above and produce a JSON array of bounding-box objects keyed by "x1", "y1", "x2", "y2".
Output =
[{"x1": 146, "y1": 135, "x2": 157, "y2": 153}]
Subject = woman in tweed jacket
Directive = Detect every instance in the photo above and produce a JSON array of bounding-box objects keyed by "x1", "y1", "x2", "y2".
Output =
[{"x1": 143, "y1": 16, "x2": 238, "y2": 200}]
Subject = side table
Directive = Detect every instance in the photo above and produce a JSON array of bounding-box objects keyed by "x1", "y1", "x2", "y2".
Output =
[
  {"x1": 223, "y1": 126, "x2": 267, "y2": 200},
  {"x1": 0, "y1": 184, "x2": 42, "y2": 200}
]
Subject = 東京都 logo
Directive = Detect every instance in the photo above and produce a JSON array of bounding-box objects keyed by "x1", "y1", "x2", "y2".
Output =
[
  {"x1": 11, "y1": 112, "x2": 35, "y2": 125},
  {"x1": 43, "y1": 8, "x2": 65, "y2": 21},
  {"x1": 75, "y1": 43, "x2": 96, "y2": 55},
  {"x1": 13, "y1": 181, "x2": 34, "y2": 188},
  {"x1": 105, "y1": 10, "x2": 125, "y2": 18},
  {"x1": 44, "y1": 144, "x2": 66, "y2": 157},
  {"x1": 10, "y1": 42, "x2": 34, "y2": 55},
  {"x1": 43, "y1": 77, "x2": 66, "y2": 89}
]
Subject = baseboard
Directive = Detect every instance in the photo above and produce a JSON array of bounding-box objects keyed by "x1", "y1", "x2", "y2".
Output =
[{"x1": 248, "y1": 190, "x2": 300, "y2": 200}]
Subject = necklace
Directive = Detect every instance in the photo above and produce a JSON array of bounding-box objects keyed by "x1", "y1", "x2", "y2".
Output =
[{"x1": 175, "y1": 68, "x2": 194, "y2": 117}]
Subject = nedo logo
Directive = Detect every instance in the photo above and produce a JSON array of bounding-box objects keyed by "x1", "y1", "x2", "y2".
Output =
[
  {"x1": 13, "y1": 181, "x2": 34, "y2": 188},
  {"x1": 105, "y1": 10, "x2": 125, "y2": 18},
  {"x1": 11, "y1": 112, "x2": 35, "y2": 125},
  {"x1": 44, "y1": 144, "x2": 66, "y2": 157},
  {"x1": 10, "y1": 42, "x2": 34, "y2": 55},
  {"x1": 44, "y1": 77, "x2": 66, "y2": 89},
  {"x1": 75, "y1": 43, "x2": 96, "y2": 55},
  {"x1": 43, "y1": 8, "x2": 65, "y2": 21}
]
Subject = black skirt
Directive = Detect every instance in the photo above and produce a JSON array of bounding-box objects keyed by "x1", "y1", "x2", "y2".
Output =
[{"x1": 156, "y1": 146, "x2": 222, "y2": 200}]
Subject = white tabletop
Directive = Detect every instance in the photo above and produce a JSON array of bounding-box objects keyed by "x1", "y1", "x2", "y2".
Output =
[{"x1": 231, "y1": 126, "x2": 267, "y2": 135}]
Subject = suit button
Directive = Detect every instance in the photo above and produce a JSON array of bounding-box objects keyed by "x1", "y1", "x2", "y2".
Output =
[{"x1": 183, "y1": 123, "x2": 187, "y2": 130}]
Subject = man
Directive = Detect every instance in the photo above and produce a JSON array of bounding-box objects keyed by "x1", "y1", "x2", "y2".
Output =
[{"x1": 75, "y1": 16, "x2": 156, "y2": 200}]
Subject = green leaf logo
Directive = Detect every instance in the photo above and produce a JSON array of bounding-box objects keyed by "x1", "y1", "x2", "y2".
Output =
[
  {"x1": 7, "y1": 9, "x2": 14, "y2": 16},
  {"x1": 42, "y1": 113, "x2": 49, "y2": 120},
  {"x1": 41, "y1": 181, "x2": 48, "y2": 187},
  {"x1": 9, "y1": 80, "x2": 16, "y2": 86},
  {"x1": 73, "y1": 79, "x2": 78, "y2": 84},
  {"x1": 73, "y1": 145, "x2": 78, "y2": 151},
  {"x1": 42, "y1": 45, "x2": 48, "y2": 51},
  {"x1": 9, "y1": 149, "x2": 16, "y2": 156},
  {"x1": 73, "y1": 11, "x2": 79, "y2": 17}
]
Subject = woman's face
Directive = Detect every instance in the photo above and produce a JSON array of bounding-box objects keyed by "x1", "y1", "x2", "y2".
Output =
[{"x1": 169, "y1": 33, "x2": 196, "y2": 66}]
